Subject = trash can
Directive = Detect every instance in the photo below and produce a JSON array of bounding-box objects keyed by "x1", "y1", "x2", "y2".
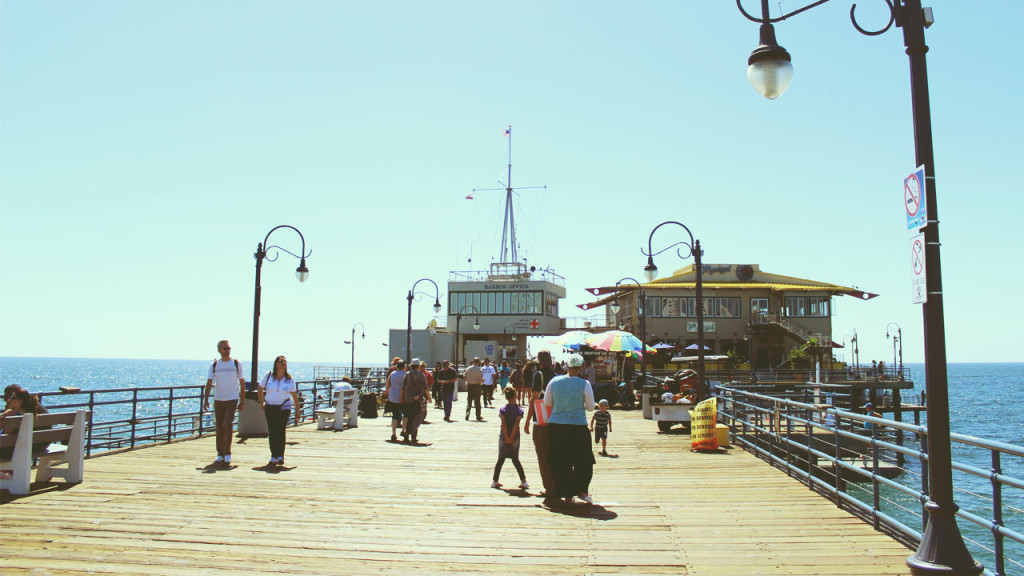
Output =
[
  {"x1": 359, "y1": 393, "x2": 379, "y2": 418},
  {"x1": 237, "y1": 388, "x2": 268, "y2": 436}
]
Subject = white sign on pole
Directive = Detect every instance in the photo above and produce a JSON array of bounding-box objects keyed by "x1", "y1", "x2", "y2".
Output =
[
  {"x1": 905, "y1": 166, "x2": 927, "y2": 232},
  {"x1": 910, "y1": 232, "x2": 927, "y2": 304}
]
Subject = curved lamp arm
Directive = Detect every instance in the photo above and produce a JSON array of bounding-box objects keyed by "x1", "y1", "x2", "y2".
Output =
[
  {"x1": 261, "y1": 224, "x2": 312, "y2": 282},
  {"x1": 642, "y1": 221, "x2": 699, "y2": 281},
  {"x1": 409, "y1": 278, "x2": 442, "y2": 313}
]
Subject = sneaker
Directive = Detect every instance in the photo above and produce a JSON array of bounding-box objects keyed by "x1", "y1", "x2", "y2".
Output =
[
  {"x1": 491, "y1": 481, "x2": 502, "y2": 489},
  {"x1": 519, "y1": 481, "x2": 530, "y2": 490},
  {"x1": 268, "y1": 459, "x2": 277, "y2": 467},
  {"x1": 214, "y1": 455, "x2": 224, "y2": 464},
  {"x1": 276, "y1": 457, "x2": 284, "y2": 466},
  {"x1": 578, "y1": 494, "x2": 594, "y2": 504},
  {"x1": 224, "y1": 455, "x2": 231, "y2": 464}
]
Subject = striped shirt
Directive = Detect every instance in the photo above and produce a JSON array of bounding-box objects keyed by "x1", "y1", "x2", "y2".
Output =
[{"x1": 592, "y1": 411, "x2": 612, "y2": 430}]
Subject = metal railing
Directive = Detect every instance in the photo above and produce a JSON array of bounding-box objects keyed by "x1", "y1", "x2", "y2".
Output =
[
  {"x1": 36, "y1": 378, "x2": 383, "y2": 457},
  {"x1": 716, "y1": 385, "x2": 1023, "y2": 576}
]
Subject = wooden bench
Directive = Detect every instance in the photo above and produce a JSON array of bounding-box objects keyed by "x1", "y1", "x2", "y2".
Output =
[
  {"x1": 315, "y1": 388, "x2": 358, "y2": 430},
  {"x1": 0, "y1": 410, "x2": 90, "y2": 495}
]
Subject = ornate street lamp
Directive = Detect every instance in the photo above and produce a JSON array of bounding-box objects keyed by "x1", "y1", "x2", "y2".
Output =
[
  {"x1": 735, "y1": 2, "x2": 979, "y2": 573},
  {"x1": 455, "y1": 305, "x2": 480, "y2": 369},
  {"x1": 406, "y1": 278, "x2": 442, "y2": 365},
  {"x1": 887, "y1": 322, "x2": 904, "y2": 381},
  {"x1": 643, "y1": 221, "x2": 705, "y2": 400},
  {"x1": 610, "y1": 277, "x2": 647, "y2": 390},
  {"x1": 251, "y1": 225, "x2": 310, "y2": 388},
  {"x1": 345, "y1": 322, "x2": 366, "y2": 380},
  {"x1": 502, "y1": 322, "x2": 517, "y2": 359}
]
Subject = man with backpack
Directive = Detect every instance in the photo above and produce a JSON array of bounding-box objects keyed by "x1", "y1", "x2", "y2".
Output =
[{"x1": 203, "y1": 340, "x2": 246, "y2": 465}]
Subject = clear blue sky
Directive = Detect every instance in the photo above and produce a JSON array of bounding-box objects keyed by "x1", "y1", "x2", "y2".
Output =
[{"x1": 2, "y1": 1, "x2": 1021, "y2": 365}]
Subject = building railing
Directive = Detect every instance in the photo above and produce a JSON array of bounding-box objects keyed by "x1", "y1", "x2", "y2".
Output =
[
  {"x1": 750, "y1": 312, "x2": 832, "y2": 345},
  {"x1": 36, "y1": 378, "x2": 382, "y2": 457},
  {"x1": 716, "y1": 385, "x2": 1023, "y2": 576}
]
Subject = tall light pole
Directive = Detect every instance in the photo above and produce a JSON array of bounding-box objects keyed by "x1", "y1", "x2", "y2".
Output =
[
  {"x1": 735, "y1": 1, "x2": 980, "y2": 573},
  {"x1": 407, "y1": 278, "x2": 442, "y2": 365},
  {"x1": 455, "y1": 305, "x2": 480, "y2": 369},
  {"x1": 251, "y1": 225, "x2": 310, "y2": 388},
  {"x1": 610, "y1": 277, "x2": 647, "y2": 390},
  {"x1": 345, "y1": 322, "x2": 366, "y2": 379},
  {"x1": 643, "y1": 221, "x2": 705, "y2": 401},
  {"x1": 887, "y1": 322, "x2": 904, "y2": 381}
]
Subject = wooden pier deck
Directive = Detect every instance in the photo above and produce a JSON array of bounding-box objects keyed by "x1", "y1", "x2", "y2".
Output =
[{"x1": 1, "y1": 407, "x2": 913, "y2": 575}]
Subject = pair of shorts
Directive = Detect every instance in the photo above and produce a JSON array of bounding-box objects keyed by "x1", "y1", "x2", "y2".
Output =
[
  {"x1": 594, "y1": 428, "x2": 608, "y2": 443},
  {"x1": 386, "y1": 401, "x2": 403, "y2": 421}
]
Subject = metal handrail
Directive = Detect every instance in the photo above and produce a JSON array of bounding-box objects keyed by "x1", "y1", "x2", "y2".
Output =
[
  {"x1": 717, "y1": 385, "x2": 1023, "y2": 576},
  {"x1": 35, "y1": 379, "x2": 381, "y2": 457}
]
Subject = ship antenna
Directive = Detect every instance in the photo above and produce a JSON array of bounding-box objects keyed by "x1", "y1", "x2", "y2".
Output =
[{"x1": 471, "y1": 125, "x2": 546, "y2": 267}]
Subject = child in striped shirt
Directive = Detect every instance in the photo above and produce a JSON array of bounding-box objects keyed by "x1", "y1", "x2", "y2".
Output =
[{"x1": 590, "y1": 399, "x2": 612, "y2": 456}]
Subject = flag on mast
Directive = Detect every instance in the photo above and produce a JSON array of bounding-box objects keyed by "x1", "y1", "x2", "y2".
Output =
[
  {"x1": 502, "y1": 126, "x2": 511, "y2": 136},
  {"x1": 465, "y1": 193, "x2": 474, "y2": 200}
]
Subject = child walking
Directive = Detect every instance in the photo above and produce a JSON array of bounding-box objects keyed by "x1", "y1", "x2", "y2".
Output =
[
  {"x1": 590, "y1": 399, "x2": 612, "y2": 456},
  {"x1": 492, "y1": 386, "x2": 529, "y2": 490}
]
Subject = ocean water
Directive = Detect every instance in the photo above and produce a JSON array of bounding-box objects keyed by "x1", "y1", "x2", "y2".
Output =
[{"x1": 2, "y1": 357, "x2": 1022, "y2": 570}]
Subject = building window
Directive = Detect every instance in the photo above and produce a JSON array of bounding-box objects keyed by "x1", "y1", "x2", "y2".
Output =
[
  {"x1": 751, "y1": 298, "x2": 769, "y2": 319},
  {"x1": 808, "y1": 297, "x2": 830, "y2": 317},
  {"x1": 645, "y1": 296, "x2": 661, "y2": 317},
  {"x1": 711, "y1": 297, "x2": 741, "y2": 318},
  {"x1": 661, "y1": 297, "x2": 680, "y2": 317},
  {"x1": 546, "y1": 293, "x2": 558, "y2": 317},
  {"x1": 785, "y1": 297, "x2": 806, "y2": 317}
]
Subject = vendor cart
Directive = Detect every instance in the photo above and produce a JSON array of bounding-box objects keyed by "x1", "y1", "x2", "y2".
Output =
[{"x1": 650, "y1": 400, "x2": 694, "y2": 432}]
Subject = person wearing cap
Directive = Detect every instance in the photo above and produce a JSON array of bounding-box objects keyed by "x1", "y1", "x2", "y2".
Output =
[
  {"x1": 464, "y1": 357, "x2": 485, "y2": 421},
  {"x1": 401, "y1": 359, "x2": 430, "y2": 444},
  {"x1": 861, "y1": 402, "x2": 882, "y2": 432},
  {"x1": 543, "y1": 353, "x2": 596, "y2": 505}
]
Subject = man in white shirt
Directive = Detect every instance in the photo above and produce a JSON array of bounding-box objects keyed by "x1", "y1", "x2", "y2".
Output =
[
  {"x1": 481, "y1": 358, "x2": 498, "y2": 407},
  {"x1": 203, "y1": 340, "x2": 246, "y2": 465}
]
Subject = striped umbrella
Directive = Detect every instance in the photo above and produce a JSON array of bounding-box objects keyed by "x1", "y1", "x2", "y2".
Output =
[
  {"x1": 548, "y1": 330, "x2": 593, "y2": 350},
  {"x1": 585, "y1": 330, "x2": 656, "y2": 354}
]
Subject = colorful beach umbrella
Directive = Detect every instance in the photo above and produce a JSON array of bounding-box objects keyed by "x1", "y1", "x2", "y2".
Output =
[
  {"x1": 548, "y1": 330, "x2": 593, "y2": 350},
  {"x1": 585, "y1": 330, "x2": 656, "y2": 354}
]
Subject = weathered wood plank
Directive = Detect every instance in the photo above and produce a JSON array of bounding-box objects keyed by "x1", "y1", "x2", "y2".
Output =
[{"x1": 0, "y1": 407, "x2": 912, "y2": 575}]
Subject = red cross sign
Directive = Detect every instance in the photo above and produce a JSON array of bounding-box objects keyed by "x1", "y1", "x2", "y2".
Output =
[{"x1": 529, "y1": 319, "x2": 539, "y2": 329}]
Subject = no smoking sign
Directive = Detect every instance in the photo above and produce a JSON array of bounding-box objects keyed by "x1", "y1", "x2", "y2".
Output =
[{"x1": 905, "y1": 166, "x2": 927, "y2": 232}]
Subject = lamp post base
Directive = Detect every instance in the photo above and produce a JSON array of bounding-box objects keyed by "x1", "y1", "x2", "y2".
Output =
[{"x1": 906, "y1": 501, "x2": 983, "y2": 575}]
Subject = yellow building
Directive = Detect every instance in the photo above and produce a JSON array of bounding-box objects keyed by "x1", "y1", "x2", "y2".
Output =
[{"x1": 580, "y1": 264, "x2": 876, "y2": 369}]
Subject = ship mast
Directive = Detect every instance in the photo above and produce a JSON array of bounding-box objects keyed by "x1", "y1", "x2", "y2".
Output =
[{"x1": 474, "y1": 126, "x2": 546, "y2": 272}]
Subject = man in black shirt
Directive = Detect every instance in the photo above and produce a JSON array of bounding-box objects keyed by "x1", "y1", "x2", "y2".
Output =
[{"x1": 436, "y1": 360, "x2": 458, "y2": 422}]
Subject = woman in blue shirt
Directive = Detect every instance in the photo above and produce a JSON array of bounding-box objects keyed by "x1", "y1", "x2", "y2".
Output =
[{"x1": 543, "y1": 354, "x2": 596, "y2": 505}]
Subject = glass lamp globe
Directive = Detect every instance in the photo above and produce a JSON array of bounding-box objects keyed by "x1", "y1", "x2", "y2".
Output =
[{"x1": 295, "y1": 259, "x2": 310, "y2": 282}]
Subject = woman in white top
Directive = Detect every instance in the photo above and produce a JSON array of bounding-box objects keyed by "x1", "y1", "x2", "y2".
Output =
[{"x1": 258, "y1": 356, "x2": 299, "y2": 467}]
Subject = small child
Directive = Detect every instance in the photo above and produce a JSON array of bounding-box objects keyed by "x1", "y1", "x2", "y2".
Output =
[
  {"x1": 492, "y1": 386, "x2": 529, "y2": 490},
  {"x1": 591, "y1": 399, "x2": 613, "y2": 456}
]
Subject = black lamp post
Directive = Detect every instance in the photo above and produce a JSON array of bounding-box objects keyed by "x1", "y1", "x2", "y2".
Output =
[
  {"x1": 643, "y1": 221, "x2": 705, "y2": 401},
  {"x1": 251, "y1": 225, "x2": 310, "y2": 388},
  {"x1": 610, "y1": 277, "x2": 647, "y2": 390},
  {"x1": 887, "y1": 322, "x2": 904, "y2": 381},
  {"x1": 345, "y1": 322, "x2": 366, "y2": 379},
  {"x1": 502, "y1": 323, "x2": 517, "y2": 360},
  {"x1": 455, "y1": 305, "x2": 480, "y2": 369},
  {"x1": 735, "y1": 1, "x2": 980, "y2": 573},
  {"x1": 406, "y1": 278, "x2": 442, "y2": 365}
]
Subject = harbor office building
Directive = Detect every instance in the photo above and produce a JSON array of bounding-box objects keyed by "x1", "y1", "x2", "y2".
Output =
[
  {"x1": 390, "y1": 263, "x2": 566, "y2": 367},
  {"x1": 580, "y1": 264, "x2": 876, "y2": 369}
]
